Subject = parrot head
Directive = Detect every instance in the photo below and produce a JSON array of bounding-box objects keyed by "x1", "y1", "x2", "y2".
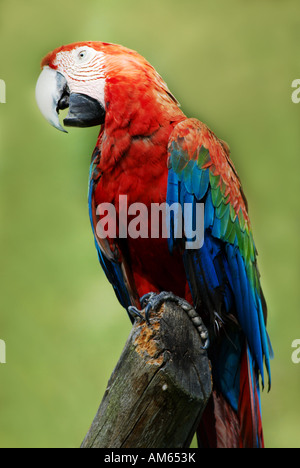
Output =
[{"x1": 36, "y1": 41, "x2": 178, "y2": 133}]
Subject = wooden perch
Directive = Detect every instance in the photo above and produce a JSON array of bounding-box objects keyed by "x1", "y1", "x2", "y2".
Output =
[{"x1": 81, "y1": 301, "x2": 212, "y2": 448}]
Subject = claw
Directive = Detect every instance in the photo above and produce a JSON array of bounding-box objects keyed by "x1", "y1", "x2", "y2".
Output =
[
  {"x1": 128, "y1": 305, "x2": 145, "y2": 322},
  {"x1": 144, "y1": 303, "x2": 152, "y2": 324},
  {"x1": 140, "y1": 292, "x2": 156, "y2": 309}
]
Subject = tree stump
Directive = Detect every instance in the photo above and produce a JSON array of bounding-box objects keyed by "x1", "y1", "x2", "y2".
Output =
[{"x1": 81, "y1": 301, "x2": 212, "y2": 448}]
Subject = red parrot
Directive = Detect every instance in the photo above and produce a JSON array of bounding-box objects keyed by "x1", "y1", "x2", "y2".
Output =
[{"x1": 35, "y1": 41, "x2": 272, "y2": 448}]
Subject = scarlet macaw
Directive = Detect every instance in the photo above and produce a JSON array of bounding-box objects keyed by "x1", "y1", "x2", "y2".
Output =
[{"x1": 35, "y1": 41, "x2": 272, "y2": 448}]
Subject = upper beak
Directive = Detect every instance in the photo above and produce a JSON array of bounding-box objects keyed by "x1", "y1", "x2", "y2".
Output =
[
  {"x1": 35, "y1": 66, "x2": 105, "y2": 133},
  {"x1": 35, "y1": 66, "x2": 68, "y2": 132}
]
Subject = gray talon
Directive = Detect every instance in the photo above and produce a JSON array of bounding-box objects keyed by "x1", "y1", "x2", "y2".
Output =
[{"x1": 128, "y1": 306, "x2": 144, "y2": 321}]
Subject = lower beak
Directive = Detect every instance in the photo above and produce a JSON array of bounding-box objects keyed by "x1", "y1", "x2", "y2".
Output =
[
  {"x1": 35, "y1": 66, "x2": 105, "y2": 132},
  {"x1": 63, "y1": 93, "x2": 106, "y2": 128}
]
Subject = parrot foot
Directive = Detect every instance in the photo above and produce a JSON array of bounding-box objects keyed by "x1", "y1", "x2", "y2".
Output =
[{"x1": 129, "y1": 291, "x2": 209, "y2": 350}]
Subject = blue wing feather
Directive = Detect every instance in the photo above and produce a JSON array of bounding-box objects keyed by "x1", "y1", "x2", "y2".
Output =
[
  {"x1": 167, "y1": 122, "x2": 272, "y2": 427},
  {"x1": 88, "y1": 155, "x2": 133, "y2": 312}
]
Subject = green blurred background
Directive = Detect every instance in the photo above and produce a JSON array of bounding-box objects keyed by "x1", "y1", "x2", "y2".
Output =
[{"x1": 0, "y1": 0, "x2": 299, "y2": 448}]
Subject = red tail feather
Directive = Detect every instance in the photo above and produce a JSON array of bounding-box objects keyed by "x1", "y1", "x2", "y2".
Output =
[
  {"x1": 197, "y1": 344, "x2": 264, "y2": 448},
  {"x1": 197, "y1": 391, "x2": 240, "y2": 448},
  {"x1": 238, "y1": 345, "x2": 264, "y2": 448}
]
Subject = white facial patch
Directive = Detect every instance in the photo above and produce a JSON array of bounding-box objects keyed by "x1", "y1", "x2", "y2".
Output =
[{"x1": 54, "y1": 46, "x2": 106, "y2": 108}]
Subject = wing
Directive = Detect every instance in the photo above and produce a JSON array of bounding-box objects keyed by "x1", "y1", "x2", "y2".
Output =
[
  {"x1": 167, "y1": 118, "x2": 272, "y2": 446},
  {"x1": 88, "y1": 147, "x2": 140, "y2": 316}
]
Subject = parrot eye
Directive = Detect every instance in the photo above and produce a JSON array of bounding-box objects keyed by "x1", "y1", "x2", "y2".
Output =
[
  {"x1": 78, "y1": 50, "x2": 87, "y2": 60},
  {"x1": 74, "y1": 47, "x2": 94, "y2": 65}
]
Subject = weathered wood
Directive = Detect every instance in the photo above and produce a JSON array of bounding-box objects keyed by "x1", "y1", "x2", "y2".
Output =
[{"x1": 81, "y1": 301, "x2": 212, "y2": 448}]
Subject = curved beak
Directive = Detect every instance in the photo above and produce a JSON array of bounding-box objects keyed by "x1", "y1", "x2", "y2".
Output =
[
  {"x1": 35, "y1": 66, "x2": 68, "y2": 132},
  {"x1": 35, "y1": 66, "x2": 105, "y2": 133}
]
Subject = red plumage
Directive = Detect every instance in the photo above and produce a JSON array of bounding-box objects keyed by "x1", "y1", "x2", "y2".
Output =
[{"x1": 88, "y1": 48, "x2": 187, "y2": 300}]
